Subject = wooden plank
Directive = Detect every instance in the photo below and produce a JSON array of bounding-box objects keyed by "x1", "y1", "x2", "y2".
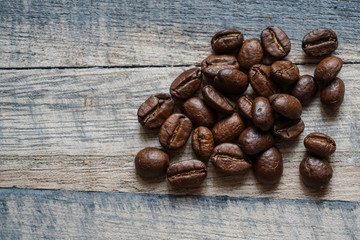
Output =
[
  {"x1": 0, "y1": 189, "x2": 359, "y2": 239},
  {"x1": 0, "y1": 0, "x2": 359, "y2": 68},
  {"x1": 0, "y1": 65, "x2": 359, "y2": 201}
]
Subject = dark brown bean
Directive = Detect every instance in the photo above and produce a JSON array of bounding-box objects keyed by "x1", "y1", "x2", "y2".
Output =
[
  {"x1": 302, "y1": 28, "x2": 338, "y2": 57},
  {"x1": 211, "y1": 143, "x2": 251, "y2": 173},
  {"x1": 192, "y1": 126, "x2": 214, "y2": 160},
  {"x1": 314, "y1": 56, "x2": 343, "y2": 88},
  {"x1": 249, "y1": 64, "x2": 279, "y2": 97},
  {"x1": 273, "y1": 117, "x2": 305, "y2": 139},
  {"x1": 135, "y1": 148, "x2": 169, "y2": 178},
  {"x1": 167, "y1": 159, "x2": 207, "y2": 187},
  {"x1": 254, "y1": 147, "x2": 283, "y2": 184},
  {"x1": 202, "y1": 85, "x2": 236, "y2": 114},
  {"x1": 269, "y1": 94, "x2": 302, "y2": 119},
  {"x1": 212, "y1": 113, "x2": 245, "y2": 144},
  {"x1": 290, "y1": 75, "x2": 317, "y2": 105},
  {"x1": 299, "y1": 156, "x2": 333, "y2": 188},
  {"x1": 252, "y1": 97, "x2": 274, "y2": 131},
  {"x1": 211, "y1": 29, "x2": 244, "y2": 54},
  {"x1": 137, "y1": 93, "x2": 175, "y2": 129},
  {"x1": 183, "y1": 97, "x2": 216, "y2": 128},
  {"x1": 214, "y1": 69, "x2": 248, "y2": 95},
  {"x1": 270, "y1": 60, "x2": 299, "y2": 86},
  {"x1": 158, "y1": 113, "x2": 192, "y2": 150},
  {"x1": 237, "y1": 39, "x2": 263, "y2": 70},
  {"x1": 237, "y1": 94, "x2": 254, "y2": 120},
  {"x1": 201, "y1": 55, "x2": 240, "y2": 79},
  {"x1": 260, "y1": 26, "x2": 291, "y2": 58},
  {"x1": 304, "y1": 132, "x2": 336, "y2": 158},
  {"x1": 238, "y1": 126, "x2": 274, "y2": 155},
  {"x1": 320, "y1": 77, "x2": 345, "y2": 109},
  {"x1": 170, "y1": 68, "x2": 202, "y2": 99}
]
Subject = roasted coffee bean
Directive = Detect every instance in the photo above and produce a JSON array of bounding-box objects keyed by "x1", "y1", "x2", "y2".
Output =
[
  {"x1": 201, "y1": 55, "x2": 240, "y2": 79},
  {"x1": 167, "y1": 159, "x2": 207, "y2": 186},
  {"x1": 249, "y1": 64, "x2": 279, "y2": 97},
  {"x1": 290, "y1": 75, "x2": 317, "y2": 105},
  {"x1": 238, "y1": 126, "x2": 274, "y2": 155},
  {"x1": 254, "y1": 147, "x2": 283, "y2": 184},
  {"x1": 212, "y1": 112, "x2": 245, "y2": 144},
  {"x1": 183, "y1": 97, "x2": 216, "y2": 128},
  {"x1": 135, "y1": 147, "x2": 169, "y2": 178},
  {"x1": 211, "y1": 29, "x2": 244, "y2": 54},
  {"x1": 299, "y1": 156, "x2": 333, "y2": 188},
  {"x1": 202, "y1": 85, "x2": 236, "y2": 114},
  {"x1": 237, "y1": 94, "x2": 254, "y2": 120},
  {"x1": 261, "y1": 26, "x2": 291, "y2": 58},
  {"x1": 304, "y1": 132, "x2": 336, "y2": 158},
  {"x1": 314, "y1": 56, "x2": 343, "y2": 88},
  {"x1": 237, "y1": 39, "x2": 263, "y2": 70},
  {"x1": 137, "y1": 93, "x2": 175, "y2": 129},
  {"x1": 302, "y1": 28, "x2": 338, "y2": 57},
  {"x1": 158, "y1": 113, "x2": 192, "y2": 150},
  {"x1": 170, "y1": 68, "x2": 202, "y2": 99},
  {"x1": 252, "y1": 97, "x2": 274, "y2": 131},
  {"x1": 270, "y1": 60, "x2": 299, "y2": 86},
  {"x1": 211, "y1": 143, "x2": 251, "y2": 173},
  {"x1": 320, "y1": 77, "x2": 345, "y2": 109},
  {"x1": 269, "y1": 94, "x2": 302, "y2": 119},
  {"x1": 192, "y1": 126, "x2": 214, "y2": 160},
  {"x1": 214, "y1": 69, "x2": 248, "y2": 95},
  {"x1": 273, "y1": 117, "x2": 304, "y2": 139}
]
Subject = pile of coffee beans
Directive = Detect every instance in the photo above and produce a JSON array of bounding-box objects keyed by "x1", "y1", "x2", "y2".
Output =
[{"x1": 136, "y1": 27, "x2": 344, "y2": 189}]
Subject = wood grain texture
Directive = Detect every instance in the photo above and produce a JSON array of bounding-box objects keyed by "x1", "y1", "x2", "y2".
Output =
[
  {"x1": 0, "y1": 0, "x2": 359, "y2": 68},
  {"x1": 0, "y1": 65, "x2": 359, "y2": 201},
  {"x1": 0, "y1": 189, "x2": 359, "y2": 239}
]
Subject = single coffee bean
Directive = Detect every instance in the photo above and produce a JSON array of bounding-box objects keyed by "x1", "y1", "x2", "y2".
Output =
[
  {"x1": 237, "y1": 39, "x2": 263, "y2": 70},
  {"x1": 269, "y1": 94, "x2": 302, "y2": 119},
  {"x1": 135, "y1": 147, "x2": 169, "y2": 178},
  {"x1": 212, "y1": 112, "x2": 245, "y2": 144},
  {"x1": 299, "y1": 156, "x2": 333, "y2": 188},
  {"x1": 137, "y1": 93, "x2": 175, "y2": 129},
  {"x1": 314, "y1": 56, "x2": 343, "y2": 88},
  {"x1": 211, "y1": 29, "x2": 244, "y2": 54},
  {"x1": 201, "y1": 55, "x2": 240, "y2": 79},
  {"x1": 320, "y1": 77, "x2": 345, "y2": 110},
  {"x1": 167, "y1": 159, "x2": 207, "y2": 187},
  {"x1": 237, "y1": 94, "x2": 254, "y2": 120},
  {"x1": 260, "y1": 26, "x2": 291, "y2": 58},
  {"x1": 211, "y1": 143, "x2": 251, "y2": 173},
  {"x1": 290, "y1": 75, "x2": 317, "y2": 105},
  {"x1": 270, "y1": 60, "x2": 299, "y2": 86},
  {"x1": 202, "y1": 85, "x2": 236, "y2": 114},
  {"x1": 238, "y1": 126, "x2": 274, "y2": 155},
  {"x1": 302, "y1": 28, "x2": 338, "y2": 57},
  {"x1": 252, "y1": 97, "x2": 274, "y2": 131},
  {"x1": 170, "y1": 68, "x2": 202, "y2": 99},
  {"x1": 213, "y1": 69, "x2": 248, "y2": 95},
  {"x1": 192, "y1": 126, "x2": 214, "y2": 160},
  {"x1": 254, "y1": 147, "x2": 283, "y2": 184},
  {"x1": 273, "y1": 117, "x2": 305, "y2": 139},
  {"x1": 304, "y1": 132, "x2": 336, "y2": 158},
  {"x1": 249, "y1": 64, "x2": 279, "y2": 97},
  {"x1": 183, "y1": 97, "x2": 216, "y2": 128},
  {"x1": 158, "y1": 113, "x2": 192, "y2": 150}
]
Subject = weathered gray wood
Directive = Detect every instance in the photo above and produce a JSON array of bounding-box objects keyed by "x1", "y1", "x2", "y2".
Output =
[
  {"x1": 0, "y1": 189, "x2": 359, "y2": 239},
  {"x1": 0, "y1": 65, "x2": 359, "y2": 201},
  {"x1": 0, "y1": 0, "x2": 359, "y2": 68}
]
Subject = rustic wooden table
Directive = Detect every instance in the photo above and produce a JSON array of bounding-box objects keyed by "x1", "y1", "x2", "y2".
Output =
[{"x1": 0, "y1": 0, "x2": 359, "y2": 239}]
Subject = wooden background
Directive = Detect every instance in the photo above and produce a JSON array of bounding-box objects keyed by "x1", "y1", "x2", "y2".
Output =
[{"x1": 0, "y1": 0, "x2": 359, "y2": 239}]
